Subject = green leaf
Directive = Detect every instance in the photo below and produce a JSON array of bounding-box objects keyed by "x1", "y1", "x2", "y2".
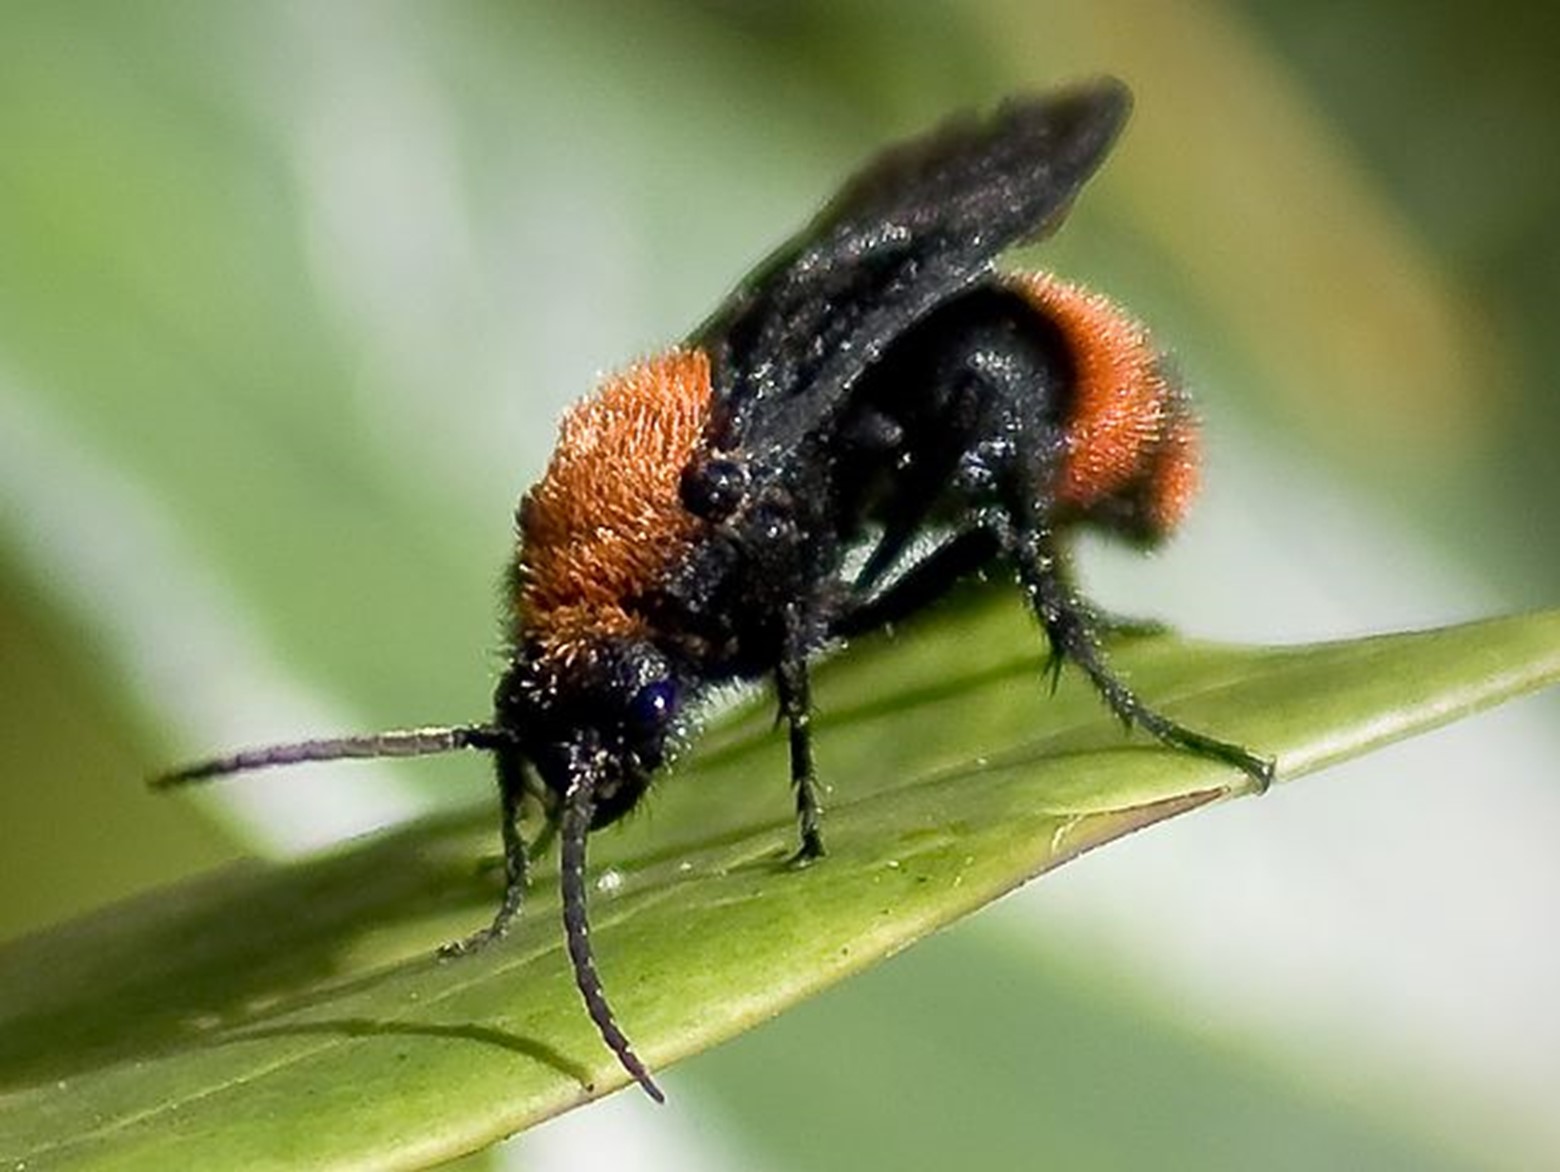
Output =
[{"x1": 4, "y1": 599, "x2": 1557, "y2": 1170}]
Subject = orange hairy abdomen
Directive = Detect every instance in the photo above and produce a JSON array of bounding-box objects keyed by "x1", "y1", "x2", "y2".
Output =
[
  {"x1": 516, "y1": 349, "x2": 715, "y2": 656},
  {"x1": 1008, "y1": 271, "x2": 1200, "y2": 534}
]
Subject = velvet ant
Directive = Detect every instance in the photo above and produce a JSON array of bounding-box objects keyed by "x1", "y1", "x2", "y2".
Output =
[{"x1": 156, "y1": 77, "x2": 1274, "y2": 1102}]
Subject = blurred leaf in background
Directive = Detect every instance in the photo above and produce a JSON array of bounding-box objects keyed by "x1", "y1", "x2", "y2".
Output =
[{"x1": 1, "y1": 1, "x2": 1556, "y2": 1169}]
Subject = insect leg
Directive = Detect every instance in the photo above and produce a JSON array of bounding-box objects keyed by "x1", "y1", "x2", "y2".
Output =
[
  {"x1": 833, "y1": 527, "x2": 1000, "y2": 639},
  {"x1": 1009, "y1": 522, "x2": 1274, "y2": 791},
  {"x1": 1082, "y1": 606, "x2": 1172, "y2": 640},
  {"x1": 441, "y1": 748, "x2": 533, "y2": 957},
  {"x1": 776, "y1": 605, "x2": 826, "y2": 861}
]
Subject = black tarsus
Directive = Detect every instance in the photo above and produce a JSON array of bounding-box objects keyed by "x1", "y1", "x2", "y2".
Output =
[
  {"x1": 559, "y1": 760, "x2": 665, "y2": 1103},
  {"x1": 150, "y1": 724, "x2": 512, "y2": 788}
]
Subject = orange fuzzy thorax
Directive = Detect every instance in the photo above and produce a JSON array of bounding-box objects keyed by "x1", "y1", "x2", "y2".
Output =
[
  {"x1": 1008, "y1": 271, "x2": 1200, "y2": 534},
  {"x1": 515, "y1": 349, "x2": 715, "y2": 660}
]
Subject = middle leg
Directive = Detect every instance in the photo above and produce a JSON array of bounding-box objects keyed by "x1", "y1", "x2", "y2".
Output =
[{"x1": 776, "y1": 602, "x2": 826, "y2": 861}]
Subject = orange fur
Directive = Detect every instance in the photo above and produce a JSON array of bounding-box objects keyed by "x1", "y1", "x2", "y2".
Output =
[
  {"x1": 1008, "y1": 271, "x2": 1198, "y2": 531},
  {"x1": 516, "y1": 349, "x2": 714, "y2": 660},
  {"x1": 1147, "y1": 415, "x2": 1200, "y2": 533}
]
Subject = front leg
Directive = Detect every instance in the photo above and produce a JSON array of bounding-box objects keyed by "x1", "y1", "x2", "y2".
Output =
[
  {"x1": 775, "y1": 603, "x2": 826, "y2": 862},
  {"x1": 441, "y1": 748, "x2": 533, "y2": 957}
]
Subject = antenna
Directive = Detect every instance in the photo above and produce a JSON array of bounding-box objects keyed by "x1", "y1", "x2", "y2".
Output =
[
  {"x1": 560, "y1": 765, "x2": 664, "y2": 1102},
  {"x1": 151, "y1": 724, "x2": 511, "y2": 787}
]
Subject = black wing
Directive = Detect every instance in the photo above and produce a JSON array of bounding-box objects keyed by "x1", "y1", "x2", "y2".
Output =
[{"x1": 693, "y1": 77, "x2": 1133, "y2": 453}]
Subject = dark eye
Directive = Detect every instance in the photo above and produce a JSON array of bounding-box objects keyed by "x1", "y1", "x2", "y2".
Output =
[
  {"x1": 680, "y1": 455, "x2": 749, "y2": 520},
  {"x1": 627, "y1": 679, "x2": 677, "y2": 737}
]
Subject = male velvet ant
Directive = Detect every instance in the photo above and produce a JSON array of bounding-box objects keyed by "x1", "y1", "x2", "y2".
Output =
[{"x1": 156, "y1": 77, "x2": 1274, "y2": 1102}]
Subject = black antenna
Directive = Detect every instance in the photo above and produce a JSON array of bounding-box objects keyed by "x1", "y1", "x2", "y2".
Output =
[
  {"x1": 151, "y1": 724, "x2": 510, "y2": 788},
  {"x1": 560, "y1": 764, "x2": 665, "y2": 1103}
]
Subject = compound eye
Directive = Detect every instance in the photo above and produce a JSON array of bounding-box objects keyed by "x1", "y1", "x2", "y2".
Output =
[
  {"x1": 627, "y1": 679, "x2": 677, "y2": 740},
  {"x1": 680, "y1": 454, "x2": 749, "y2": 520}
]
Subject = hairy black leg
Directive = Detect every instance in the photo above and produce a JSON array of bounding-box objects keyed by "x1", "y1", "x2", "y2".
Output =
[
  {"x1": 441, "y1": 749, "x2": 532, "y2": 957},
  {"x1": 1082, "y1": 605, "x2": 1171, "y2": 641},
  {"x1": 1011, "y1": 525, "x2": 1275, "y2": 791},
  {"x1": 833, "y1": 526, "x2": 1001, "y2": 639},
  {"x1": 776, "y1": 605, "x2": 826, "y2": 861}
]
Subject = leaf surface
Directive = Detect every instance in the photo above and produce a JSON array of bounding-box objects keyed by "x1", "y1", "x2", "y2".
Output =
[{"x1": 3, "y1": 600, "x2": 1557, "y2": 1170}]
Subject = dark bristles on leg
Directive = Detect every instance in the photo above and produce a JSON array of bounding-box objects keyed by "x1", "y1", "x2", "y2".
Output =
[
  {"x1": 777, "y1": 608, "x2": 826, "y2": 863},
  {"x1": 1018, "y1": 530, "x2": 1276, "y2": 793},
  {"x1": 441, "y1": 754, "x2": 533, "y2": 959},
  {"x1": 560, "y1": 768, "x2": 664, "y2": 1103},
  {"x1": 150, "y1": 724, "x2": 511, "y2": 788}
]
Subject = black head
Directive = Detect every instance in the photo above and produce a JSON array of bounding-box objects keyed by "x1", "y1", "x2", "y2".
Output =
[{"x1": 496, "y1": 636, "x2": 686, "y2": 828}]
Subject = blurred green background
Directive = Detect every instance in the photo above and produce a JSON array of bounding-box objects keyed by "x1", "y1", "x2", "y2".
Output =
[{"x1": 2, "y1": 2, "x2": 1557, "y2": 1168}]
